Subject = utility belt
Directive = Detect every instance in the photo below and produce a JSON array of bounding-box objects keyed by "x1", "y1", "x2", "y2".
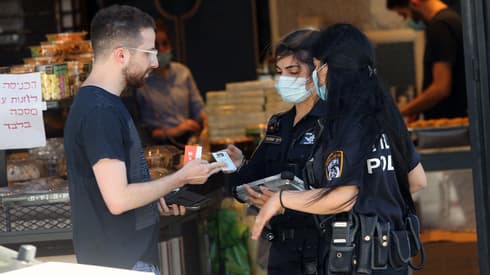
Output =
[
  {"x1": 261, "y1": 226, "x2": 318, "y2": 243},
  {"x1": 263, "y1": 225, "x2": 320, "y2": 275},
  {"x1": 321, "y1": 212, "x2": 425, "y2": 274}
]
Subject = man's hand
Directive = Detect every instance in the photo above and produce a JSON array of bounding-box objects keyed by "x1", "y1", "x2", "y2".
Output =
[
  {"x1": 175, "y1": 159, "x2": 226, "y2": 185},
  {"x1": 158, "y1": 197, "x2": 186, "y2": 216}
]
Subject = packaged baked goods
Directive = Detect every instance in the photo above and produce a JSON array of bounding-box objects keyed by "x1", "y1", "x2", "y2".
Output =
[
  {"x1": 23, "y1": 56, "x2": 64, "y2": 66},
  {"x1": 9, "y1": 64, "x2": 36, "y2": 74},
  {"x1": 8, "y1": 177, "x2": 67, "y2": 193},
  {"x1": 0, "y1": 66, "x2": 9, "y2": 74},
  {"x1": 29, "y1": 138, "x2": 65, "y2": 177},
  {"x1": 45, "y1": 31, "x2": 87, "y2": 42},
  {"x1": 408, "y1": 117, "x2": 469, "y2": 129},
  {"x1": 7, "y1": 158, "x2": 45, "y2": 183},
  {"x1": 36, "y1": 63, "x2": 70, "y2": 100}
]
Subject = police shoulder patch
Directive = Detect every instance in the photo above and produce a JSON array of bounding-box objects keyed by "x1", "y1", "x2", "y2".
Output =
[{"x1": 325, "y1": 150, "x2": 344, "y2": 181}]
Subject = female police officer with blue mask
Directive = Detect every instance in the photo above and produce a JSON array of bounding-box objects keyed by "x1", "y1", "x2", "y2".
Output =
[
  {"x1": 250, "y1": 24, "x2": 428, "y2": 275},
  {"x1": 226, "y1": 28, "x2": 327, "y2": 275}
]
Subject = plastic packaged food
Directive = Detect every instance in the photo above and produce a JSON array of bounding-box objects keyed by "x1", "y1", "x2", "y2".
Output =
[
  {"x1": 28, "y1": 45, "x2": 42, "y2": 57},
  {"x1": 36, "y1": 64, "x2": 70, "y2": 100},
  {"x1": 45, "y1": 31, "x2": 87, "y2": 42},
  {"x1": 0, "y1": 66, "x2": 10, "y2": 74},
  {"x1": 40, "y1": 43, "x2": 63, "y2": 56},
  {"x1": 7, "y1": 177, "x2": 67, "y2": 193},
  {"x1": 24, "y1": 56, "x2": 64, "y2": 66},
  {"x1": 7, "y1": 158, "x2": 45, "y2": 183},
  {"x1": 9, "y1": 64, "x2": 36, "y2": 74},
  {"x1": 29, "y1": 138, "x2": 66, "y2": 177}
]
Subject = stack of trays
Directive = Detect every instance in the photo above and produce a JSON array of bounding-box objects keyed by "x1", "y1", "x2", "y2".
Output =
[{"x1": 206, "y1": 79, "x2": 293, "y2": 142}]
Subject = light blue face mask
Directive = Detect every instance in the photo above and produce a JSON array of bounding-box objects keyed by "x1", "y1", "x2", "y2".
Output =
[
  {"x1": 157, "y1": 52, "x2": 173, "y2": 67},
  {"x1": 407, "y1": 19, "x2": 426, "y2": 31},
  {"x1": 275, "y1": 76, "x2": 312, "y2": 104},
  {"x1": 312, "y1": 68, "x2": 328, "y2": 100}
]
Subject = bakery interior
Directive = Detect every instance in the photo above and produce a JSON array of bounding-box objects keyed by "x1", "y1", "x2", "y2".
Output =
[{"x1": 1, "y1": 0, "x2": 490, "y2": 274}]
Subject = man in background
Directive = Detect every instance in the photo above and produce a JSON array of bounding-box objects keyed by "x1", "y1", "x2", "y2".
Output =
[
  {"x1": 137, "y1": 20, "x2": 207, "y2": 148},
  {"x1": 387, "y1": 0, "x2": 467, "y2": 120}
]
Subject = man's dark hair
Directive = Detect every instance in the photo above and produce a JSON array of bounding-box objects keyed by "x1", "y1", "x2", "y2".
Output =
[
  {"x1": 90, "y1": 5, "x2": 155, "y2": 58},
  {"x1": 386, "y1": 0, "x2": 410, "y2": 9}
]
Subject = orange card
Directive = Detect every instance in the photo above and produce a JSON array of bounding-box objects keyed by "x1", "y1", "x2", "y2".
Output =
[{"x1": 183, "y1": 145, "x2": 202, "y2": 164}]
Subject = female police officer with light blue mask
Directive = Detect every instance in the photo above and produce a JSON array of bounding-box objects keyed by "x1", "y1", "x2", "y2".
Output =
[
  {"x1": 226, "y1": 28, "x2": 328, "y2": 275},
  {"x1": 250, "y1": 24, "x2": 428, "y2": 275}
]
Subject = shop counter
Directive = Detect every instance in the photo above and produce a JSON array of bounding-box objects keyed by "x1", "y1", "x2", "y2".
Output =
[
  {"x1": 0, "y1": 173, "x2": 230, "y2": 257},
  {"x1": 417, "y1": 146, "x2": 472, "y2": 171}
]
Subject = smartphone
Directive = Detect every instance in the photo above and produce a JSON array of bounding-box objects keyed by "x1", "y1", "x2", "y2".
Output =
[{"x1": 164, "y1": 189, "x2": 210, "y2": 211}]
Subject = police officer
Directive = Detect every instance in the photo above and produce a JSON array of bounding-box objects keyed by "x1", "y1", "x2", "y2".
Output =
[
  {"x1": 250, "y1": 24, "x2": 428, "y2": 275},
  {"x1": 226, "y1": 28, "x2": 326, "y2": 275}
]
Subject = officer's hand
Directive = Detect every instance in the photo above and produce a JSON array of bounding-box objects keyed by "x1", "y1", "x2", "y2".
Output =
[
  {"x1": 158, "y1": 197, "x2": 186, "y2": 216},
  {"x1": 176, "y1": 160, "x2": 226, "y2": 185},
  {"x1": 251, "y1": 192, "x2": 284, "y2": 240},
  {"x1": 245, "y1": 185, "x2": 273, "y2": 208},
  {"x1": 226, "y1": 144, "x2": 244, "y2": 169}
]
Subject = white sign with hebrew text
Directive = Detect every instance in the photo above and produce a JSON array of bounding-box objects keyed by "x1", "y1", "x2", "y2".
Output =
[{"x1": 0, "y1": 73, "x2": 46, "y2": 150}]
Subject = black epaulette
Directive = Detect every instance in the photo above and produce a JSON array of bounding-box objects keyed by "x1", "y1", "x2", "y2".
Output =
[{"x1": 266, "y1": 111, "x2": 288, "y2": 134}]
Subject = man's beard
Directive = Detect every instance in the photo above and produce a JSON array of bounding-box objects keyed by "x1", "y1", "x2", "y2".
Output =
[{"x1": 123, "y1": 65, "x2": 151, "y2": 89}]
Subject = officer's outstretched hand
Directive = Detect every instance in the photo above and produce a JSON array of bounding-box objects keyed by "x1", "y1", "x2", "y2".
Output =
[
  {"x1": 251, "y1": 191, "x2": 285, "y2": 240},
  {"x1": 225, "y1": 144, "x2": 245, "y2": 169},
  {"x1": 245, "y1": 185, "x2": 274, "y2": 208}
]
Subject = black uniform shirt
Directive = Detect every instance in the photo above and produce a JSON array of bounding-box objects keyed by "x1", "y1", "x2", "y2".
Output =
[
  {"x1": 423, "y1": 8, "x2": 467, "y2": 119},
  {"x1": 310, "y1": 122, "x2": 420, "y2": 229},
  {"x1": 234, "y1": 99, "x2": 328, "y2": 228}
]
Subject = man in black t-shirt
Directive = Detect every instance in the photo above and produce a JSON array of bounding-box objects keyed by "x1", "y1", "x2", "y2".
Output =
[
  {"x1": 387, "y1": 0, "x2": 467, "y2": 120},
  {"x1": 64, "y1": 5, "x2": 224, "y2": 273}
]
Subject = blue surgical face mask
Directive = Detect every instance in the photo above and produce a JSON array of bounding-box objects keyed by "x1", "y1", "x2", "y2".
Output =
[
  {"x1": 275, "y1": 76, "x2": 312, "y2": 104},
  {"x1": 407, "y1": 19, "x2": 426, "y2": 31},
  {"x1": 312, "y1": 68, "x2": 328, "y2": 101},
  {"x1": 157, "y1": 52, "x2": 173, "y2": 67}
]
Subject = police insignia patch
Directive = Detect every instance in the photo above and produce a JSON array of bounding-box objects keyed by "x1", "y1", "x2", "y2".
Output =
[
  {"x1": 299, "y1": 132, "x2": 315, "y2": 145},
  {"x1": 264, "y1": 135, "x2": 282, "y2": 144},
  {"x1": 325, "y1": 151, "x2": 344, "y2": 181}
]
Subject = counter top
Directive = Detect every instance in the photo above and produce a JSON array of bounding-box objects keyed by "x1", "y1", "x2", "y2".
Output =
[{"x1": 417, "y1": 146, "x2": 472, "y2": 171}]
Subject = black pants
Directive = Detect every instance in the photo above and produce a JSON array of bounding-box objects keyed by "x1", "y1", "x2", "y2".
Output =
[{"x1": 267, "y1": 228, "x2": 319, "y2": 275}]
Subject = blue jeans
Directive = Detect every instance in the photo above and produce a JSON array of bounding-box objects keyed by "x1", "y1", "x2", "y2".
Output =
[{"x1": 132, "y1": 261, "x2": 161, "y2": 275}]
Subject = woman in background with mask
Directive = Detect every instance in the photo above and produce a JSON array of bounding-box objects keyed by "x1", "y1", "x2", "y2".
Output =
[
  {"x1": 136, "y1": 19, "x2": 207, "y2": 147},
  {"x1": 226, "y1": 28, "x2": 326, "y2": 275}
]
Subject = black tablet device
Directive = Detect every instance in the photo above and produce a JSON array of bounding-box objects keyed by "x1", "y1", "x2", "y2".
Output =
[{"x1": 163, "y1": 189, "x2": 210, "y2": 211}]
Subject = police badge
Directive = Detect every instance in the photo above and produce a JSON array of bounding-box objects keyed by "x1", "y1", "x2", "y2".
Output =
[{"x1": 325, "y1": 151, "x2": 344, "y2": 181}]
